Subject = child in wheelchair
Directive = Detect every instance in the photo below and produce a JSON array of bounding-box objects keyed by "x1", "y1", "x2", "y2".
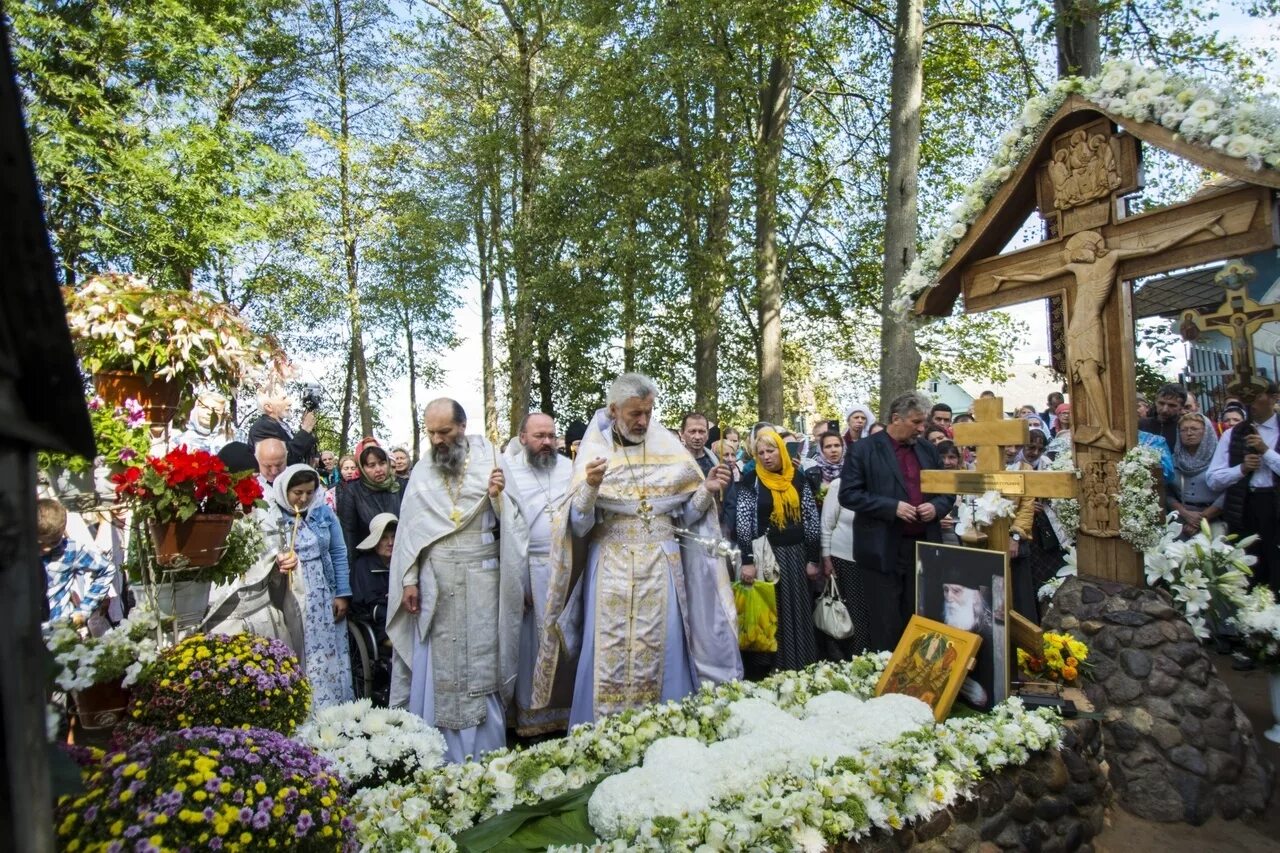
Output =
[{"x1": 350, "y1": 513, "x2": 396, "y2": 704}]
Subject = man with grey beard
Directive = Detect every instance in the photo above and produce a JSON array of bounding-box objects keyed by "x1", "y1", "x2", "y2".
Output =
[
  {"x1": 499, "y1": 412, "x2": 576, "y2": 736},
  {"x1": 386, "y1": 398, "x2": 523, "y2": 763}
]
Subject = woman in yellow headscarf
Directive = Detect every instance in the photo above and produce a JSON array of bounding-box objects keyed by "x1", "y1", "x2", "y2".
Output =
[{"x1": 735, "y1": 428, "x2": 822, "y2": 678}]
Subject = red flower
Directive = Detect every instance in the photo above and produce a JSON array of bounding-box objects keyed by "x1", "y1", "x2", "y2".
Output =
[{"x1": 234, "y1": 476, "x2": 264, "y2": 510}]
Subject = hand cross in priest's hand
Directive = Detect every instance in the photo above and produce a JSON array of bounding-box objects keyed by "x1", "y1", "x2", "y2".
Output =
[
  {"x1": 488, "y1": 467, "x2": 505, "y2": 497},
  {"x1": 585, "y1": 457, "x2": 608, "y2": 487}
]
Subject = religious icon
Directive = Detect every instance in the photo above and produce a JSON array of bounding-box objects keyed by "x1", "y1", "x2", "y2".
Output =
[
  {"x1": 877, "y1": 615, "x2": 981, "y2": 722},
  {"x1": 916, "y1": 543, "x2": 1010, "y2": 712}
]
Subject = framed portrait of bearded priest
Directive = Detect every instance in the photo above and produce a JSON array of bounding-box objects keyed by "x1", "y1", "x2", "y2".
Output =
[{"x1": 914, "y1": 543, "x2": 1010, "y2": 713}]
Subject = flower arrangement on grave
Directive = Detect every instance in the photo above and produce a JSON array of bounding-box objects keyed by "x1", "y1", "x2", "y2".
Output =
[
  {"x1": 127, "y1": 633, "x2": 310, "y2": 735},
  {"x1": 46, "y1": 609, "x2": 162, "y2": 693},
  {"x1": 37, "y1": 394, "x2": 151, "y2": 477},
  {"x1": 892, "y1": 60, "x2": 1280, "y2": 316},
  {"x1": 54, "y1": 726, "x2": 354, "y2": 852},
  {"x1": 297, "y1": 699, "x2": 448, "y2": 790},
  {"x1": 954, "y1": 489, "x2": 1016, "y2": 539},
  {"x1": 350, "y1": 654, "x2": 1064, "y2": 853},
  {"x1": 1144, "y1": 517, "x2": 1255, "y2": 639},
  {"x1": 1233, "y1": 586, "x2": 1280, "y2": 670},
  {"x1": 1017, "y1": 631, "x2": 1089, "y2": 685},
  {"x1": 63, "y1": 273, "x2": 286, "y2": 390}
]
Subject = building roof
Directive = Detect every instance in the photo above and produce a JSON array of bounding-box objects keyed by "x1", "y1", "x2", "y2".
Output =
[{"x1": 952, "y1": 363, "x2": 1065, "y2": 412}]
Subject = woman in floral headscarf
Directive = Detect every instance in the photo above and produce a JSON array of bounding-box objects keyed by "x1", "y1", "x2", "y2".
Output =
[{"x1": 736, "y1": 428, "x2": 822, "y2": 677}]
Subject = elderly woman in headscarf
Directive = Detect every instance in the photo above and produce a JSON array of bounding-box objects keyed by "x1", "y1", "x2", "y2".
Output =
[
  {"x1": 266, "y1": 464, "x2": 353, "y2": 710},
  {"x1": 1171, "y1": 412, "x2": 1224, "y2": 539},
  {"x1": 336, "y1": 444, "x2": 404, "y2": 557},
  {"x1": 843, "y1": 404, "x2": 873, "y2": 449},
  {"x1": 736, "y1": 428, "x2": 822, "y2": 678}
]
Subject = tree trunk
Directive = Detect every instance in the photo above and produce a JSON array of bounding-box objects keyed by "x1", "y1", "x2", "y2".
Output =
[
  {"x1": 1054, "y1": 0, "x2": 1102, "y2": 77},
  {"x1": 333, "y1": 0, "x2": 373, "y2": 438},
  {"x1": 536, "y1": 332, "x2": 553, "y2": 416},
  {"x1": 402, "y1": 305, "x2": 420, "y2": 463},
  {"x1": 340, "y1": 334, "x2": 354, "y2": 452},
  {"x1": 755, "y1": 51, "x2": 792, "y2": 425},
  {"x1": 477, "y1": 188, "x2": 498, "y2": 442},
  {"x1": 699, "y1": 78, "x2": 732, "y2": 423},
  {"x1": 878, "y1": 0, "x2": 925, "y2": 413},
  {"x1": 507, "y1": 34, "x2": 537, "y2": 433}
]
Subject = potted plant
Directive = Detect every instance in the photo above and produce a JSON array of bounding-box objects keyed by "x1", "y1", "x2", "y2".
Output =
[
  {"x1": 111, "y1": 446, "x2": 264, "y2": 616},
  {"x1": 37, "y1": 394, "x2": 151, "y2": 509},
  {"x1": 45, "y1": 609, "x2": 161, "y2": 735},
  {"x1": 54, "y1": 726, "x2": 352, "y2": 851},
  {"x1": 126, "y1": 633, "x2": 312, "y2": 735},
  {"x1": 62, "y1": 273, "x2": 286, "y2": 419}
]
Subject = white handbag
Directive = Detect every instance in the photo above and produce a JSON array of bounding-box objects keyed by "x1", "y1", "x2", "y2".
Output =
[
  {"x1": 750, "y1": 533, "x2": 781, "y2": 583},
  {"x1": 813, "y1": 575, "x2": 855, "y2": 639}
]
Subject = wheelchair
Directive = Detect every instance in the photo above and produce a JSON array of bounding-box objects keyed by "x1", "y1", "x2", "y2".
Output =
[{"x1": 347, "y1": 602, "x2": 392, "y2": 706}]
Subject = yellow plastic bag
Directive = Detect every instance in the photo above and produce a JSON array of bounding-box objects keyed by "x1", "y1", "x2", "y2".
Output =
[{"x1": 733, "y1": 581, "x2": 778, "y2": 653}]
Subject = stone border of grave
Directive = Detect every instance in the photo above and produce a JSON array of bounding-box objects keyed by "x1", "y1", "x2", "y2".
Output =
[
  {"x1": 1044, "y1": 576, "x2": 1274, "y2": 823},
  {"x1": 836, "y1": 715, "x2": 1110, "y2": 852}
]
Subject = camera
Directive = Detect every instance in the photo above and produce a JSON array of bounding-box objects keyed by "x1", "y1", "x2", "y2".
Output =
[{"x1": 300, "y1": 383, "x2": 324, "y2": 412}]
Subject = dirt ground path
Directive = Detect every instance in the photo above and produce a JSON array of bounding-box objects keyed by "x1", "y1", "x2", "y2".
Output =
[{"x1": 1092, "y1": 649, "x2": 1280, "y2": 852}]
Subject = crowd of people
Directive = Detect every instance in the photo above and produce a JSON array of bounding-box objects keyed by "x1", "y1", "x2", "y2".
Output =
[{"x1": 41, "y1": 372, "x2": 1279, "y2": 762}]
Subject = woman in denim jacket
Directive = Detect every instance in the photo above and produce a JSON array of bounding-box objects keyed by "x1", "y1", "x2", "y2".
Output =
[{"x1": 269, "y1": 463, "x2": 353, "y2": 709}]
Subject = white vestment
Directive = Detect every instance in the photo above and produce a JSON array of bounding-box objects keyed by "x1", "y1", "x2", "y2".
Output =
[
  {"x1": 386, "y1": 436, "x2": 522, "y2": 763},
  {"x1": 500, "y1": 442, "x2": 574, "y2": 735}
]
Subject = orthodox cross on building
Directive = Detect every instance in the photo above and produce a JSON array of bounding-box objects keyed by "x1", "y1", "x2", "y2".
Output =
[
  {"x1": 1179, "y1": 264, "x2": 1280, "y2": 398},
  {"x1": 920, "y1": 397, "x2": 1076, "y2": 651},
  {"x1": 914, "y1": 98, "x2": 1280, "y2": 585}
]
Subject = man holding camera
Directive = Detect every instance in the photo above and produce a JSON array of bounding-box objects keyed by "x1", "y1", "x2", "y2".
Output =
[{"x1": 248, "y1": 387, "x2": 319, "y2": 466}]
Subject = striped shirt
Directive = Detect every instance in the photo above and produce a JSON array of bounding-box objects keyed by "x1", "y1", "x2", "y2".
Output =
[{"x1": 43, "y1": 538, "x2": 116, "y2": 623}]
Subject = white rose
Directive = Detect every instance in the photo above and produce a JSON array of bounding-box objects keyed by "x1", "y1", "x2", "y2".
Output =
[
  {"x1": 947, "y1": 222, "x2": 967, "y2": 240},
  {"x1": 995, "y1": 165, "x2": 1013, "y2": 182},
  {"x1": 1160, "y1": 110, "x2": 1185, "y2": 129},
  {"x1": 1226, "y1": 134, "x2": 1261, "y2": 159},
  {"x1": 1210, "y1": 134, "x2": 1230, "y2": 151},
  {"x1": 1099, "y1": 67, "x2": 1128, "y2": 92},
  {"x1": 1188, "y1": 98, "x2": 1217, "y2": 119},
  {"x1": 1201, "y1": 118, "x2": 1220, "y2": 135}
]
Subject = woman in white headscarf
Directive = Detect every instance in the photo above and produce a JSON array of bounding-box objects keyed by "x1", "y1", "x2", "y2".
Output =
[
  {"x1": 268, "y1": 463, "x2": 354, "y2": 710},
  {"x1": 842, "y1": 404, "x2": 873, "y2": 449}
]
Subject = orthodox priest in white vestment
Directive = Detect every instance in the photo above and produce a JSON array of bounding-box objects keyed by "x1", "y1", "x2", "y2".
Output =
[
  {"x1": 500, "y1": 431, "x2": 576, "y2": 736},
  {"x1": 532, "y1": 379, "x2": 741, "y2": 724},
  {"x1": 387, "y1": 431, "x2": 523, "y2": 763}
]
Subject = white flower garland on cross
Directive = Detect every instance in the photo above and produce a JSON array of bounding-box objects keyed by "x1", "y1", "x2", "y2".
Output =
[{"x1": 892, "y1": 60, "x2": 1280, "y2": 317}]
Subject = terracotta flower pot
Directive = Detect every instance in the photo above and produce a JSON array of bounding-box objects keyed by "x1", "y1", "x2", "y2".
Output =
[
  {"x1": 93, "y1": 370, "x2": 182, "y2": 424},
  {"x1": 72, "y1": 678, "x2": 131, "y2": 732},
  {"x1": 149, "y1": 514, "x2": 234, "y2": 567}
]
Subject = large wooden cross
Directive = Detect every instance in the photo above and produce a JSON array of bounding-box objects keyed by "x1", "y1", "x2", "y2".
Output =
[
  {"x1": 921, "y1": 396, "x2": 1076, "y2": 651},
  {"x1": 952, "y1": 117, "x2": 1276, "y2": 584}
]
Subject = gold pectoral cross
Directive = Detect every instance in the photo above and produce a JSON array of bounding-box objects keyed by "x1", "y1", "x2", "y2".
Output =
[
  {"x1": 636, "y1": 497, "x2": 654, "y2": 529},
  {"x1": 450, "y1": 507, "x2": 462, "y2": 526}
]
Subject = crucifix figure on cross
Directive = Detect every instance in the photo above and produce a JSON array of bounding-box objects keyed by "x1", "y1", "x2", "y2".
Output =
[{"x1": 985, "y1": 213, "x2": 1227, "y2": 451}]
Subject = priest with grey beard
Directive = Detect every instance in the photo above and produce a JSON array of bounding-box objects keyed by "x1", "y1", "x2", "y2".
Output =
[
  {"x1": 386, "y1": 398, "x2": 523, "y2": 763},
  {"x1": 499, "y1": 412, "x2": 576, "y2": 736}
]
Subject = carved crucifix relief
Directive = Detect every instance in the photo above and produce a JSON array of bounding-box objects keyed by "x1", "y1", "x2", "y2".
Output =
[{"x1": 1180, "y1": 265, "x2": 1280, "y2": 398}]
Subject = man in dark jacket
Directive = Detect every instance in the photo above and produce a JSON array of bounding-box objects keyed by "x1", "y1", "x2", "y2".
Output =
[
  {"x1": 1138, "y1": 383, "x2": 1186, "y2": 452},
  {"x1": 247, "y1": 389, "x2": 318, "y2": 465},
  {"x1": 839, "y1": 391, "x2": 955, "y2": 652}
]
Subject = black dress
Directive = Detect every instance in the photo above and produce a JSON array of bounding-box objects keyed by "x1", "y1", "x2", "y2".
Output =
[{"x1": 735, "y1": 470, "x2": 822, "y2": 677}]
